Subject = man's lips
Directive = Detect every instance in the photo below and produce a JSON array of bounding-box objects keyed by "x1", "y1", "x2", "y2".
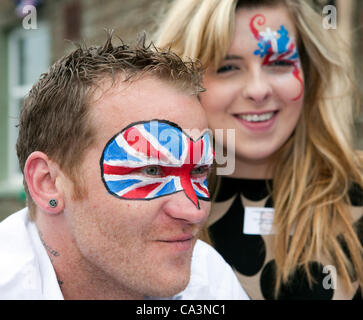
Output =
[
  {"x1": 158, "y1": 234, "x2": 194, "y2": 242},
  {"x1": 155, "y1": 234, "x2": 196, "y2": 251}
]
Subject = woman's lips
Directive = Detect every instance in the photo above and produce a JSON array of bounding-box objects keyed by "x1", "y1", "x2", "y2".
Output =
[{"x1": 233, "y1": 110, "x2": 279, "y2": 132}]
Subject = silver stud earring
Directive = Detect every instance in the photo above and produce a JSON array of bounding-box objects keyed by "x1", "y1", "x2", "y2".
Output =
[{"x1": 49, "y1": 199, "x2": 58, "y2": 208}]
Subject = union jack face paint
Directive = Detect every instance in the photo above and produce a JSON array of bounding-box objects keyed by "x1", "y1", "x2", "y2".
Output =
[
  {"x1": 100, "y1": 120, "x2": 214, "y2": 209},
  {"x1": 250, "y1": 14, "x2": 304, "y2": 101}
]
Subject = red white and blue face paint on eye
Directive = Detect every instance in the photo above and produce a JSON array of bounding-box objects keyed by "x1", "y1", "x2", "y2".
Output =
[
  {"x1": 100, "y1": 120, "x2": 214, "y2": 209},
  {"x1": 250, "y1": 14, "x2": 304, "y2": 101}
]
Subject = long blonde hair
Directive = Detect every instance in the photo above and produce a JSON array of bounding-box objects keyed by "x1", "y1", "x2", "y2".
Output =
[{"x1": 154, "y1": 0, "x2": 363, "y2": 296}]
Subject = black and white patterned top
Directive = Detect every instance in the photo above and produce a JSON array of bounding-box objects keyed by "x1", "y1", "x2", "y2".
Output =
[{"x1": 208, "y1": 177, "x2": 363, "y2": 300}]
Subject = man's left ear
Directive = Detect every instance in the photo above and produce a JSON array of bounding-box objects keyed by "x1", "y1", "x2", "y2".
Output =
[{"x1": 24, "y1": 151, "x2": 65, "y2": 214}]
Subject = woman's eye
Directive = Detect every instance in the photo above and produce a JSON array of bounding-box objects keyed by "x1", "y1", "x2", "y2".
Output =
[
  {"x1": 141, "y1": 166, "x2": 163, "y2": 177},
  {"x1": 267, "y1": 60, "x2": 294, "y2": 67},
  {"x1": 216, "y1": 64, "x2": 238, "y2": 73},
  {"x1": 191, "y1": 166, "x2": 209, "y2": 177}
]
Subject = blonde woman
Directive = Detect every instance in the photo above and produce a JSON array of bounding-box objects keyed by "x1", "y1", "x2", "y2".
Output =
[{"x1": 155, "y1": 0, "x2": 363, "y2": 299}]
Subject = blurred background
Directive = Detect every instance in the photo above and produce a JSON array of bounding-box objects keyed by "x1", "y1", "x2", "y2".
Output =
[{"x1": 0, "y1": 0, "x2": 362, "y2": 221}]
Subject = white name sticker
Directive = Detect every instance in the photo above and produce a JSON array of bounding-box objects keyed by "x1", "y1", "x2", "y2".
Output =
[{"x1": 243, "y1": 207, "x2": 275, "y2": 235}]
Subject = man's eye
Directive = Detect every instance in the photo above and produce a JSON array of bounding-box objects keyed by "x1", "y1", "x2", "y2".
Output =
[
  {"x1": 141, "y1": 166, "x2": 163, "y2": 177},
  {"x1": 216, "y1": 65, "x2": 239, "y2": 73},
  {"x1": 191, "y1": 166, "x2": 209, "y2": 177}
]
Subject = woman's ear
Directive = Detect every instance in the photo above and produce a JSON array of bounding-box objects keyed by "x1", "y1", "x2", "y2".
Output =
[{"x1": 24, "y1": 151, "x2": 65, "y2": 214}]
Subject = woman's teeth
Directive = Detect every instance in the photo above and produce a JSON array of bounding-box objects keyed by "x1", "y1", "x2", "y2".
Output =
[{"x1": 238, "y1": 112, "x2": 275, "y2": 122}]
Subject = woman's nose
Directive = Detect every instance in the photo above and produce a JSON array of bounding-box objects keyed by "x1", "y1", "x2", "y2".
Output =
[{"x1": 242, "y1": 67, "x2": 272, "y2": 105}]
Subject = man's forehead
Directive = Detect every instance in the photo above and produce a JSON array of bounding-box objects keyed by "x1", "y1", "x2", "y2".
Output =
[{"x1": 88, "y1": 77, "x2": 208, "y2": 143}]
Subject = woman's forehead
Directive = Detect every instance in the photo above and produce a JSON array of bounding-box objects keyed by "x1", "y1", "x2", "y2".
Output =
[{"x1": 234, "y1": 6, "x2": 297, "y2": 37}]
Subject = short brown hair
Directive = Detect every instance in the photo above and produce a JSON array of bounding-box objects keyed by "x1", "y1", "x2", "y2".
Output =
[{"x1": 16, "y1": 31, "x2": 204, "y2": 219}]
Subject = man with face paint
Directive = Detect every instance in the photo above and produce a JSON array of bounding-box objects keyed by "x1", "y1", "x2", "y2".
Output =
[{"x1": 0, "y1": 33, "x2": 248, "y2": 300}]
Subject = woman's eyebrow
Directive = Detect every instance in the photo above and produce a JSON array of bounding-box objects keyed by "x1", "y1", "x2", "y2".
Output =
[{"x1": 224, "y1": 54, "x2": 244, "y2": 60}]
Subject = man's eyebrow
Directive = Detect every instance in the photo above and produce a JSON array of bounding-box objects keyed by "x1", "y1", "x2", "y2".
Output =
[{"x1": 224, "y1": 54, "x2": 244, "y2": 60}]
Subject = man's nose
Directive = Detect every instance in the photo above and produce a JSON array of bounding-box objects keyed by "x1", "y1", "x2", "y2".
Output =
[{"x1": 163, "y1": 191, "x2": 210, "y2": 225}]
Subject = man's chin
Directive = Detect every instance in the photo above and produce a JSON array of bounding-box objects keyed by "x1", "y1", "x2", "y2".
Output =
[{"x1": 144, "y1": 268, "x2": 191, "y2": 298}]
